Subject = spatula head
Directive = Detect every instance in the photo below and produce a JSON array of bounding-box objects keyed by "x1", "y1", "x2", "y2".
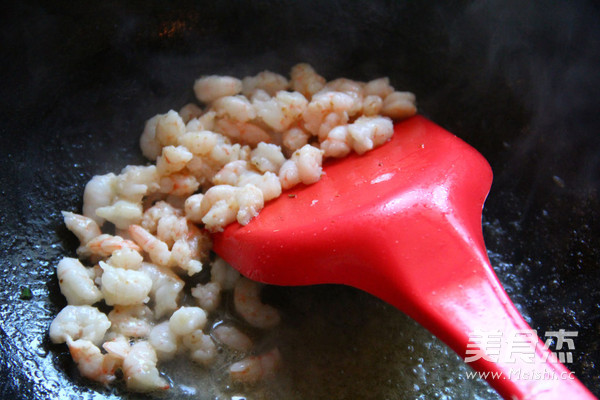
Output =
[{"x1": 212, "y1": 116, "x2": 493, "y2": 289}]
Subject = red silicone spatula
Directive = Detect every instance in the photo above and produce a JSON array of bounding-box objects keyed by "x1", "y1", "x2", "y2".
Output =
[{"x1": 212, "y1": 116, "x2": 595, "y2": 399}]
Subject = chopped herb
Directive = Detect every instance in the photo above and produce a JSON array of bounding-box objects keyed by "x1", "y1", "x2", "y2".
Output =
[
  {"x1": 20, "y1": 287, "x2": 33, "y2": 300},
  {"x1": 288, "y1": 194, "x2": 297, "y2": 198}
]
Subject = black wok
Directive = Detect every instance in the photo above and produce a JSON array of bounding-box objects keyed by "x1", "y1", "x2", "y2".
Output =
[{"x1": 1, "y1": 1, "x2": 599, "y2": 398}]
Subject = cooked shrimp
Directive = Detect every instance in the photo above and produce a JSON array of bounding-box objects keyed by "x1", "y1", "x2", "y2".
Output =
[
  {"x1": 212, "y1": 324, "x2": 252, "y2": 352},
  {"x1": 102, "y1": 334, "x2": 131, "y2": 361},
  {"x1": 215, "y1": 118, "x2": 271, "y2": 147},
  {"x1": 56, "y1": 257, "x2": 103, "y2": 305},
  {"x1": 282, "y1": 126, "x2": 310, "y2": 154},
  {"x1": 169, "y1": 306, "x2": 207, "y2": 336},
  {"x1": 228, "y1": 348, "x2": 281, "y2": 384},
  {"x1": 95, "y1": 199, "x2": 143, "y2": 230},
  {"x1": 183, "y1": 193, "x2": 204, "y2": 223},
  {"x1": 278, "y1": 159, "x2": 300, "y2": 190},
  {"x1": 139, "y1": 115, "x2": 162, "y2": 161},
  {"x1": 182, "y1": 329, "x2": 217, "y2": 366},
  {"x1": 178, "y1": 103, "x2": 204, "y2": 124},
  {"x1": 148, "y1": 321, "x2": 179, "y2": 361},
  {"x1": 100, "y1": 261, "x2": 153, "y2": 306},
  {"x1": 347, "y1": 115, "x2": 394, "y2": 155},
  {"x1": 381, "y1": 91, "x2": 417, "y2": 120},
  {"x1": 211, "y1": 257, "x2": 240, "y2": 290},
  {"x1": 62, "y1": 211, "x2": 101, "y2": 246},
  {"x1": 123, "y1": 341, "x2": 169, "y2": 392},
  {"x1": 233, "y1": 278, "x2": 280, "y2": 329},
  {"x1": 158, "y1": 173, "x2": 200, "y2": 197},
  {"x1": 108, "y1": 304, "x2": 154, "y2": 338},
  {"x1": 106, "y1": 247, "x2": 143, "y2": 270},
  {"x1": 242, "y1": 70, "x2": 289, "y2": 97},
  {"x1": 128, "y1": 225, "x2": 173, "y2": 267},
  {"x1": 191, "y1": 282, "x2": 221, "y2": 312},
  {"x1": 82, "y1": 234, "x2": 141, "y2": 259},
  {"x1": 141, "y1": 200, "x2": 181, "y2": 233},
  {"x1": 250, "y1": 142, "x2": 285, "y2": 174},
  {"x1": 290, "y1": 63, "x2": 326, "y2": 99},
  {"x1": 49, "y1": 305, "x2": 110, "y2": 345},
  {"x1": 194, "y1": 75, "x2": 242, "y2": 104},
  {"x1": 82, "y1": 173, "x2": 117, "y2": 226},
  {"x1": 67, "y1": 338, "x2": 119, "y2": 385},
  {"x1": 320, "y1": 125, "x2": 351, "y2": 158},
  {"x1": 253, "y1": 90, "x2": 308, "y2": 132},
  {"x1": 155, "y1": 110, "x2": 186, "y2": 147},
  {"x1": 140, "y1": 262, "x2": 184, "y2": 319},
  {"x1": 213, "y1": 95, "x2": 256, "y2": 122},
  {"x1": 302, "y1": 91, "x2": 354, "y2": 137},
  {"x1": 156, "y1": 145, "x2": 193, "y2": 176},
  {"x1": 115, "y1": 165, "x2": 160, "y2": 203}
]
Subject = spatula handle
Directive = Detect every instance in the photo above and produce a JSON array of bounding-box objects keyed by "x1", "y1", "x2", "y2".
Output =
[{"x1": 359, "y1": 212, "x2": 597, "y2": 399}]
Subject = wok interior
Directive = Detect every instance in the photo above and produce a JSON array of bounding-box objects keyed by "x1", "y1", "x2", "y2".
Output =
[{"x1": 0, "y1": 1, "x2": 598, "y2": 398}]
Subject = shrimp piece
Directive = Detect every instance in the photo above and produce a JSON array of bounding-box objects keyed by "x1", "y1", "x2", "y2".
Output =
[
  {"x1": 156, "y1": 145, "x2": 193, "y2": 176},
  {"x1": 281, "y1": 144, "x2": 324, "y2": 188},
  {"x1": 158, "y1": 173, "x2": 200, "y2": 197},
  {"x1": 278, "y1": 159, "x2": 300, "y2": 190},
  {"x1": 320, "y1": 125, "x2": 351, "y2": 158},
  {"x1": 128, "y1": 225, "x2": 173, "y2": 267},
  {"x1": 184, "y1": 193, "x2": 204, "y2": 223},
  {"x1": 49, "y1": 305, "x2": 110, "y2": 345},
  {"x1": 229, "y1": 348, "x2": 281, "y2": 384},
  {"x1": 67, "y1": 338, "x2": 119, "y2": 385},
  {"x1": 178, "y1": 130, "x2": 220, "y2": 156},
  {"x1": 215, "y1": 118, "x2": 271, "y2": 147},
  {"x1": 140, "y1": 262, "x2": 184, "y2": 319},
  {"x1": 364, "y1": 77, "x2": 395, "y2": 98},
  {"x1": 107, "y1": 247, "x2": 143, "y2": 270},
  {"x1": 169, "y1": 306, "x2": 207, "y2": 337},
  {"x1": 178, "y1": 103, "x2": 204, "y2": 124},
  {"x1": 282, "y1": 126, "x2": 310, "y2": 155},
  {"x1": 141, "y1": 200, "x2": 180, "y2": 234},
  {"x1": 250, "y1": 142, "x2": 285, "y2": 174},
  {"x1": 149, "y1": 321, "x2": 179, "y2": 361},
  {"x1": 115, "y1": 165, "x2": 160, "y2": 203},
  {"x1": 238, "y1": 171, "x2": 282, "y2": 201},
  {"x1": 212, "y1": 95, "x2": 256, "y2": 122},
  {"x1": 82, "y1": 173, "x2": 117, "y2": 226},
  {"x1": 123, "y1": 341, "x2": 169, "y2": 392},
  {"x1": 290, "y1": 63, "x2": 326, "y2": 99},
  {"x1": 100, "y1": 261, "x2": 153, "y2": 306},
  {"x1": 233, "y1": 278, "x2": 280, "y2": 329},
  {"x1": 95, "y1": 200, "x2": 143, "y2": 230},
  {"x1": 200, "y1": 185, "x2": 239, "y2": 231},
  {"x1": 324, "y1": 78, "x2": 364, "y2": 116},
  {"x1": 362, "y1": 95, "x2": 383, "y2": 116},
  {"x1": 139, "y1": 115, "x2": 162, "y2": 161},
  {"x1": 102, "y1": 334, "x2": 131, "y2": 361},
  {"x1": 182, "y1": 329, "x2": 217, "y2": 366},
  {"x1": 212, "y1": 160, "x2": 251, "y2": 186},
  {"x1": 347, "y1": 115, "x2": 394, "y2": 155},
  {"x1": 155, "y1": 110, "x2": 186, "y2": 147},
  {"x1": 186, "y1": 110, "x2": 217, "y2": 132},
  {"x1": 253, "y1": 90, "x2": 308, "y2": 132},
  {"x1": 108, "y1": 304, "x2": 154, "y2": 338},
  {"x1": 171, "y1": 222, "x2": 210, "y2": 276},
  {"x1": 303, "y1": 91, "x2": 354, "y2": 137},
  {"x1": 242, "y1": 70, "x2": 289, "y2": 97},
  {"x1": 213, "y1": 324, "x2": 252, "y2": 352},
  {"x1": 156, "y1": 214, "x2": 188, "y2": 246},
  {"x1": 381, "y1": 91, "x2": 417, "y2": 120},
  {"x1": 211, "y1": 257, "x2": 240, "y2": 290},
  {"x1": 56, "y1": 257, "x2": 103, "y2": 306},
  {"x1": 62, "y1": 211, "x2": 101, "y2": 246},
  {"x1": 82, "y1": 234, "x2": 141, "y2": 259},
  {"x1": 235, "y1": 184, "x2": 264, "y2": 225},
  {"x1": 191, "y1": 282, "x2": 221, "y2": 312},
  {"x1": 194, "y1": 75, "x2": 242, "y2": 104}
]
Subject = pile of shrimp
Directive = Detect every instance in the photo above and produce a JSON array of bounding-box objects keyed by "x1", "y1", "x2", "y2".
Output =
[{"x1": 50, "y1": 63, "x2": 417, "y2": 392}]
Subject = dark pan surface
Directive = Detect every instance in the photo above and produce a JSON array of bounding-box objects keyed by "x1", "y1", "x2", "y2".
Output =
[{"x1": 1, "y1": 1, "x2": 599, "y2": 398}]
